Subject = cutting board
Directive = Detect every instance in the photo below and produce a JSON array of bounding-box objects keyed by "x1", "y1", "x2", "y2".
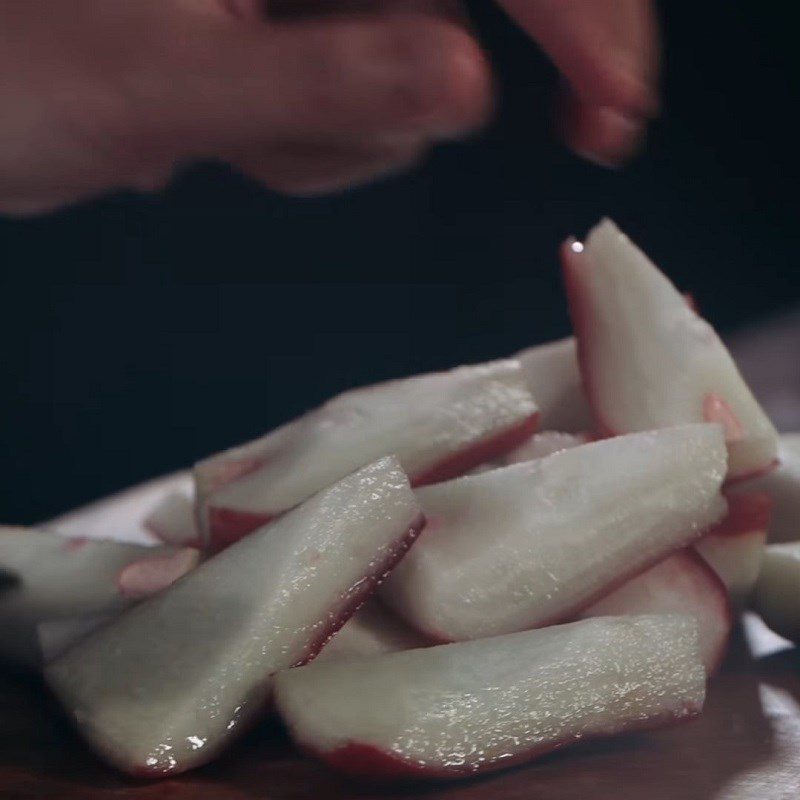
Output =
[{"x1": 1, "y1": 472, "x2": 799, "y2": 800}]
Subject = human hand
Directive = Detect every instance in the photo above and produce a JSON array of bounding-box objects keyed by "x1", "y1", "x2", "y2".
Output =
[
  {"x1": 498, "y1": 0, "x2": 660, "y2": 167},
  {"x1": 0, "y1": 1, "x2": 658, "y2": 215}
]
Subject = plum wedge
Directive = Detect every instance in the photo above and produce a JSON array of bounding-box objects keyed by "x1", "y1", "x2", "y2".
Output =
[
  {"x1": 382, "y1": 423, "x2": 728, "y2": 641},
  {"x1": 37, "y1": 614, "x2": 116, "y2": 664},
  {"x1": 752, "y1": 542, "x2": 800, "y2": 642},
  {"x1": 197, "y1": 360, "x2": 538, "y2": 549},
  {"x1": 515, "y1": 337, "x2": 592, "y2": 431},
  {"x1": 695, "y1": 492, "x2": 770, "y2": 605},
  {"x1": 46, "y1": 457, "x2": 424, "y2": 777},
  {"x1": 499, "y1": 430, "x2": 587, "y2": 465},
  {"x1": 0, "y1": 526, "x2": 198, "y2": 667},
  {"x1": 581, "y1": 550, "x2": 731, "y2": 673},
  {"x1": 471, "y1": 431, "x2": 587, "y2": 475},
  {"x1": 729, "y1": 433, "x2": 800, "y2": 542},
  {"x1": 275, "y1": 615, "x2": 706, "y2": 780},
  {"x1": 562, "y1": 219, "x2": 778, "y2": 479},
  {"x1": 314, "y1": 600, "x2": 430, "y2": 664},
  {"x1": 142, "y1": 492, "x2": 202, "y2": 547},
  {"x1": 143, "y1": 492, "x2": 200, "y2": 547}
]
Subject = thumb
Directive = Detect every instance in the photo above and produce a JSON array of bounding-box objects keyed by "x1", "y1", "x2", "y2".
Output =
[
  {"x1": 499, "y1": 0, "x2": 660, "y2": 117},
  {"x1": 497, "y1": 0, "x2": 659, "y2": 165},
  {"x1": 127, "y1": 12, "x2": 492, "y2": 166}
]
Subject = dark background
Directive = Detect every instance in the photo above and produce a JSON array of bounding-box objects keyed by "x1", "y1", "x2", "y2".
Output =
[{"x1": 1, "y1": 1, "x2": 798, "y2": 523}]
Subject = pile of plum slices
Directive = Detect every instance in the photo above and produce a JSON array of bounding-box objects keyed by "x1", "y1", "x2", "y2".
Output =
[{"x1": 3, "y1": 219, "x2": 800, "y2": 782}]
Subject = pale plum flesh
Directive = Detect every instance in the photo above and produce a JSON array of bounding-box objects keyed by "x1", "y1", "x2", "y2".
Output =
[
  {"x1": 562, "y1": 219, "x2": 778, "y2": 479},
  {"x1": 515, "y1": 337, "x2": 592, "y2": 432},
  {"x1": 197, "y1": 360, "x2": 539, "y2": 548},
  {"x1": 728, "y1": 433, "x2": 800, "y2": 542},
  {"x1": 314, "y1": 600, "x2": 431, "y2": 664},
  {"x1": 581, "y1": 549, "x2": 732, "y2": 673},
  {"x1": 382, "y1": 424, "x2": 728, "y2": 641},
  {"x1": 0, "y1": 526, "x2": 195, "y2": 668},
  {"x1": 275, "y1": 615, "x2": 706, "y2": 780},
  {"x1": 695, "y1": 492, "x2": 771, "y2": 605},
  {"x1": 143, "y1": 492, "x2": 201, "y2": 548},
  {"x1": 752, "y1": 542, "x2": 800, "y2": 642},
  {"x1": 46, "y1": 457, "x2": 424, "y2": 777}
]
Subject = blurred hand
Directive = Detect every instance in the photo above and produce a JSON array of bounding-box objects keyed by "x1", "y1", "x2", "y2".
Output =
[
  {"x1": 498, "y1": 0, "x2": 660, "y2": 166},
  {"x1": 0, "y1": 0, "x2": 658, "y2": 214}
]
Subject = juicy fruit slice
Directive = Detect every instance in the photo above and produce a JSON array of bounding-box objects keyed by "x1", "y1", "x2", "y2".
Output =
[
  {"x1": 581, "y1": 550, "x2": 732, "y2": 673},
  {"x1": 44, "y1": 473, "x2": 194, "y2": 546},
  {"x1": 515, "y1": 337, "x2": 592, "y2": 431},
  {"x1": 497, "y1": 430, "x2": 587, "y2": 465},
  {"x1": 143, "y1": 492, "x2": 200, "y2": 547},
  {"x1": 752, "y1": 542, "x2": 800, "y2": 642},
  {"x1": 695, "y1": 492, "x2": 770, "y2": 605},
  {"x1": 46, "y1": 457, "x2": 424, "y2": 777},
  {"x1": 382, "y1": 424, "x2": 728, "y2": 641},
  {"x1": 729, "y1": 433, "x2": 800, "y2": 542},
  {"x1": 197, "y1": 360, "x2": 538, "y2": 547},
  {"x1": 275, "y1": 615, "x2": 706, "y2": 780},
  {"x1": 315, "y1": 601, "x2": 430, "y2": 664},
  {"x1": 37, "y1": 614, "x2": 115, "y2": 663},
  {"x1": 314, "y1": 597, "x2": 433, "y2": 661},
  {"x1": 0, "y1": 526, "x2": 198, "y2": 668},
  {"x1": 471, "y1": 431, "x2": 587, "y2": 475},
  {"x1": 563, "y1": 219, "x2": 778, "y2": 479}
]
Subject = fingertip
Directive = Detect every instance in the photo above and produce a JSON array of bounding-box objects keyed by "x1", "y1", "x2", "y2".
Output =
[
  {"x1": 563, "y1": 52, "x2": 659, "y2": 122},
  {"x1": 441, "y1": 26, "x2": 495, "y2": 135},
  {"x1": 435, "y1": 27, "x2": 495, "y2": 138},
  {"x1": 385, "y1": 18, "x2": 494, "y2": 139},
  {"x1": 219, "y1": 0, "x2": 264, "y2": 20},
  {"x1": 561, "y1": 95, "x2": 647, "y2": 168},
  {"x1": 501, "y1": 0, "x2": 661, "y2": 121},
  {"x1": 607, "y1": 63, "x2": 660, "y2": 120}
]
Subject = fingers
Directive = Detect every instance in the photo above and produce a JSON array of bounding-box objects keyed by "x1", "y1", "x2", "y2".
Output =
[
  {"x1": 499, "y1": 0, "x2": 660, "y2": 164},
  {"x1": 217, "y1": 0, "x2": 264, "y2": 19},
  {"x1": 0, "y1": 0, "x2": 489, "y2": 211},
  {"x1": 223, "y1": 1, "x2": 256, "y2": 17},
  {"x1": 139, "y1": 13, "x2": 492, "y2": 158},
  {"x1": 268, "y1": 1, "x2": 464, "y2": 22},
  {"x1": 261, "y1": 16, "x2": 492, "y2": 140},
  {"x1": 560, "y1": 91, "x2": 647, "y2": 168},
  {"x1": 499, "y1": 0, "x2": 659, "y2": 114},
  {"x1": 234, "y1": 139, "x2": 426, "y2": 195}
]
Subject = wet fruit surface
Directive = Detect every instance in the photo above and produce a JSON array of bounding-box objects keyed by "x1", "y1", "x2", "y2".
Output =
[{"x1": 1, "y1": 615, "x2": 799, "y2": 799}]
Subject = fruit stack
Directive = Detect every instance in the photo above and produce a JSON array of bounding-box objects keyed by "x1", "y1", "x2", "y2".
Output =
[{"x1": 2, "y1": 220, "x2": 799, "y2": 782}]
